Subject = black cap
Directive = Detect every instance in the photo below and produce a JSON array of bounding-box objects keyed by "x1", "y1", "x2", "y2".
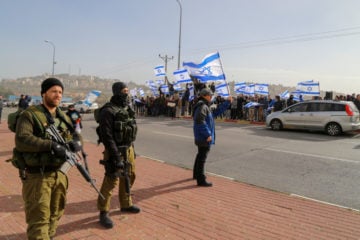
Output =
[
  {"x1": 112, "y1": 82, "x2": 127, "y2": 95},
  {"x1": 41, "y1": 78, "x2": 64, "y2": 94}
]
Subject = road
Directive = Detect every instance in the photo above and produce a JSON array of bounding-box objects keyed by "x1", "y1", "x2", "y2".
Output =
[
  {"x1": 3, "y1": 107, "x2": 360, "y2": 210},
  {"x1": 79, "y1": 113, "x2": 360, "y2": 210}
]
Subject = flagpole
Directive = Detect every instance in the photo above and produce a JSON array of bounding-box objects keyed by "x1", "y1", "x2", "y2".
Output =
[{"x1": 217, "y1": 51, "x2": 231, "y2": 98}]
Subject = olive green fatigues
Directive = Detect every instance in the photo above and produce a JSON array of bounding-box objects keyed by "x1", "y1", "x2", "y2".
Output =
[
  {"x1": 97, "y1": 146, "x2": 136, "y2": 211},
  {"x1": 15, "y1": 105, "x2": 73, "y2": 240},
  {"x1": 96, "y1": 100, "x2": 138, "y2": 212}
]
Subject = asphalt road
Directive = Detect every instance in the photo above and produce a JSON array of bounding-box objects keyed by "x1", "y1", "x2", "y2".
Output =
[{"x1": 3, "y1": 107, "x2": 360, "y2": 210}]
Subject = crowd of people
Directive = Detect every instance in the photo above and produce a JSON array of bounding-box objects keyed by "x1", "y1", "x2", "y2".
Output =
[{"x1": 131, "y1": 85, "x2": 360, "y2": 123}]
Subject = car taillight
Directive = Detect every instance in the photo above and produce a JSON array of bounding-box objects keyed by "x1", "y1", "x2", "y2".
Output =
[{"x1": 345, "y1": 104, "x2": 354, "y2": 116}]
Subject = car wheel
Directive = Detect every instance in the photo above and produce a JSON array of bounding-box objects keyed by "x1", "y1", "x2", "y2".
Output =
[
  {"x1": 270, "y1": 119, "x2": 283, "y2": 131},
  {"x1": 326, "y1": 122, "x2": 342, "y2": 136}
]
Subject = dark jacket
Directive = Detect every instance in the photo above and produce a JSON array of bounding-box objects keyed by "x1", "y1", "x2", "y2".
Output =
[
  {"x1": 99, "y1": 99, "x2": 136, "y2": 159},
  {"x1": 193, "y1": 98, "x2": 230, "y2": 146}
]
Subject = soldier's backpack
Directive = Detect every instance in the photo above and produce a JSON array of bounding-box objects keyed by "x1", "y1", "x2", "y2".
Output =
[{"x1": 7, "y1": 109, "x2": 24, "y2": 132}]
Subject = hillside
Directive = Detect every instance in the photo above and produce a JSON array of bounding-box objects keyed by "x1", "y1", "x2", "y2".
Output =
[{"x1": 0, "y1": 74, "x2": 344, "y2": 104}]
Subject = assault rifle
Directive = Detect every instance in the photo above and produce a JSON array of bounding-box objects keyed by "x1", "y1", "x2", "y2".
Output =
[
  {"x1": 118, "y1": 145, "x2": 131, "y2": 195},
  {"x1": 46, "y1": 124, "x2": 105, "y2": 199}
]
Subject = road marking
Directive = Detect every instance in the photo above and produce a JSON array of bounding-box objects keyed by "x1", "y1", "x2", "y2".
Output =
[
  {"x1": 265, "y1": 148, "x2": 359, "y2": 164},
  {"x1": 152, "y1": 131, "x2": 193, "y2": 139},
  {"x1": 290, "y1": 194, "x2": 360, "y2": 212}
]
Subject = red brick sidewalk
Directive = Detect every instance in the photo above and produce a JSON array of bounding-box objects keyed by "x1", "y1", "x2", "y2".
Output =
[{"x1": 1, "y1": 122, "x2": 360, "y2": 240}]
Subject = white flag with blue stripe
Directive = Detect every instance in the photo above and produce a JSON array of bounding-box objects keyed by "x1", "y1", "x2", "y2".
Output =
[
  {"x1": 156, "y1": 79, "x2": 165, "y2": 86},
  {"x1": 183, "y1": 52, "x2": 226, "y2": 82},
  {"x1": 296, "y1": 80, "x2": 320, "y2": 96},
  {"x1": 138, "y1": 88, "x2": 145, "y2": 97},
  {"x1": 160, "y1": 85, "x2": 169, "y2": 95},
  {"x1": 234, "y1": 82, "x2": 246, "y2": 94},
  {"x1": 173, "y1": 69, "x2": 192, "y2": 84},
  {"x1": 215, "y1": 81, "x2": 230, "y2": 97},
  {"x1": 173, "y1": 82, "x2": 183, "y2": 91},
  {"x1": 279, "y1": 90, "x2": 289, "y2": 99},
  {"x1": 244, "y1": 101, "x2": 260, "y2": 108},
  {"x1": 146, "y1": 80, "x2": 156, "y2": 88},
  {"x1": 291, "y1": 89, "x2": 302, "y2": 101},
  {"x1": 154, "y1": 65, "x2": 166, "y2": 77},
  {"x1": 244, "y1": 84, "x2": 255, "y2": 96},
  {"x1": 189, "y1": 85, "x2": 195, "y2": 101},
  {"x1": 84, "y1": 90, "x2": 101, "y2": 106},
  {"x1": 254, "y1": 83, "x2": 269, "y2": 96}
]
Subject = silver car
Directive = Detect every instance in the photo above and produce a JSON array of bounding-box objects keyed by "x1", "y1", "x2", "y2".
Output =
[{"x1": 266, "y1": 100, "x2": 360, "y2": 136}]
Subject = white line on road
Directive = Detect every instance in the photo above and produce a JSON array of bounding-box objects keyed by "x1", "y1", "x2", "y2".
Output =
[
  {"x1": 290, "y1": 193, "x2": 360, "y2": 212},
  {"x1": 265, "y1": 148, "x2": 359, "y2": 164},
  {"x1": 152, "y1": 131, "x2": 193, "y2": 139}
]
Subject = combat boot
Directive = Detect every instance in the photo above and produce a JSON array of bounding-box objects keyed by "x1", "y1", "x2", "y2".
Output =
[{"x1": 99, "y1": 211, "x2": 113, "y2": 229}]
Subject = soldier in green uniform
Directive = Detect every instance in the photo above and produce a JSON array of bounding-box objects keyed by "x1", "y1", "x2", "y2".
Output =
[
  {"x1": 97, "y1": 82, "x2": 140, "y2": 229},
  {"x1": 15, "y1": 78, "x2": 79, "y2": 240}
]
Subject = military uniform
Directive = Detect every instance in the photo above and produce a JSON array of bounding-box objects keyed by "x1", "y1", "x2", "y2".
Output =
[
  {"x1": 14, "y1": 77, "x2": 76, "y2": 240},
  {"x1": 15, "y1": 104, "x2": 74, "y2": 240},
  {"x1": 97, "y1": 82, "x2": 139, "y2": 229}
]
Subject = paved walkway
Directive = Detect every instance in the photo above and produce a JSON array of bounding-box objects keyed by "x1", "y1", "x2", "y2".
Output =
[{"x1": 1, "y1": 120, "x2": 360, "y2": 240}]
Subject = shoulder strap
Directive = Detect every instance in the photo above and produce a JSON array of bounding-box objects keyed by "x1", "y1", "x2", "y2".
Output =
[{"x1": 26, "y1": 105, "x2": 49, "y2": 133}]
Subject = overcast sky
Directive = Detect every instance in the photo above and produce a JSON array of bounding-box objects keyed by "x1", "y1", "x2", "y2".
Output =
[{"x1": 1, "y1": 0, "x2": 360, "y2": 94}]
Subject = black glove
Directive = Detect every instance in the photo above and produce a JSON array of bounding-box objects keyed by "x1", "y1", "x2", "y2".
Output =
[
  {"x1": 68, "y1": 140, "x2": 82, "y2": 152},
  {"x1": 51, "y1": 142, "x2": 66, "y2": 158}
]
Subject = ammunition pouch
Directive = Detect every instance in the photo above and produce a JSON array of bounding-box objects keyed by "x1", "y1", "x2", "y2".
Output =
[{"x1": 114, "y1": 119, "x2": 137, "y2": 145}]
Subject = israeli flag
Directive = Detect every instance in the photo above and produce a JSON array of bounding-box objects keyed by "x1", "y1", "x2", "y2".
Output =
[
  {"x1": 154, "y1": 65, "x2": 166, "y2": 77},
  {"x1": 291, "y1": 90, "x2": 302, "y2": 101},
  {"x1": 189, "y1": 84, "x2": 195, "y2": 101},
  {"x1": 254, "y1": 83, "x2": 269, "y2": 96},
  {"x1": 173, "y1": 82, "x2": 183, "y2": 91},
  {"x1": 146, "y1": 80, "x2": 156, "y2": 88},
  {"x1": 173, "y1": 69, "x2": 192, "y2": 84},
  {"x1": 234, "y1": 82, "x2": 246, "y2": 94},
  {"x1": 160, "y1": 85, "x2": 169, "y2": 95},
  {"x1": 138, "y1": 88, "x2": 145, "y2": 97},
  {"x1": 279, "y1": 90, "x2": 290, "y2": 100},
  {"x1": 156, "y1": 79, "x2": 165, "y2": 86},
  {"x1": 183, "y1": 52, "x2": 226, "y2": 82},
  {"x1": 151, "y1": 88, "x2": 159, "y2": 97},
  {"x1": 244, "y1": 84, "x2": 255, "y2": 96},
  {"x1": 296, "y1": 80, "x2": 320, "y2": 96},
  {"x1": 244, "y1": 101, "x2": 260, "y2": 108},
  {"x1": 84, "y1": 90, "x2": 101, "y2": 106},
  {"x1": 215, "y1": 81, "x2": 230, "y2": 97}
]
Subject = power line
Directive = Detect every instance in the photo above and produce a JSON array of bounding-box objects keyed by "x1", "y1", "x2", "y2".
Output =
[{"x1": 188, "y1": 26, "x2": 360, "y2": 54}]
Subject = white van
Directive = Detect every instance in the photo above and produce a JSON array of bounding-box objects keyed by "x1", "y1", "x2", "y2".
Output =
[{"x1": 266, "y1": 100, "x2": 360, "y2": 136}]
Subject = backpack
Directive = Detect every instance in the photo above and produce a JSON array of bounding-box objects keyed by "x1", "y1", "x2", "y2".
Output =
[{"x1": 8, "y1": 109, "x2": 24, "y2": 132}]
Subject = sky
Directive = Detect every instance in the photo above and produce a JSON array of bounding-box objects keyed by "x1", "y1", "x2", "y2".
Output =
[{"x1": 1, "y1": 0, "x2": 360, "y2": 94}]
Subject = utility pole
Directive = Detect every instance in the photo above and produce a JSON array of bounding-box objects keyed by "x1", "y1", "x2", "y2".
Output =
[{"x1": 158, "y1": 54, "x2": 174, "y2": 85}]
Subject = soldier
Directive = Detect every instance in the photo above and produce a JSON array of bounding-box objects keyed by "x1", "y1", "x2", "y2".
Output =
[
  {"x1": 15, "y1": 77, "x2": 81, "y2": 240},
  {"x1": 97, "y1": 82, "x2": 140, "y2": 229}
]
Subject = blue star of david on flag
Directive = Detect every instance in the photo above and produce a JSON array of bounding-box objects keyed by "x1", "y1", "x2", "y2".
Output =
[
  {"x1": 173, "y1": 69, "x2": 192, "y2": 84},
  {"x1": 296, "y1": 80, "x2": 320, "y2": 96},
  {"x1": 183, "y1": 52, "x2": 226, "y2": 82},
  {"x1": 154, "y1": 65, "x2": 166, "y2": 77}
]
